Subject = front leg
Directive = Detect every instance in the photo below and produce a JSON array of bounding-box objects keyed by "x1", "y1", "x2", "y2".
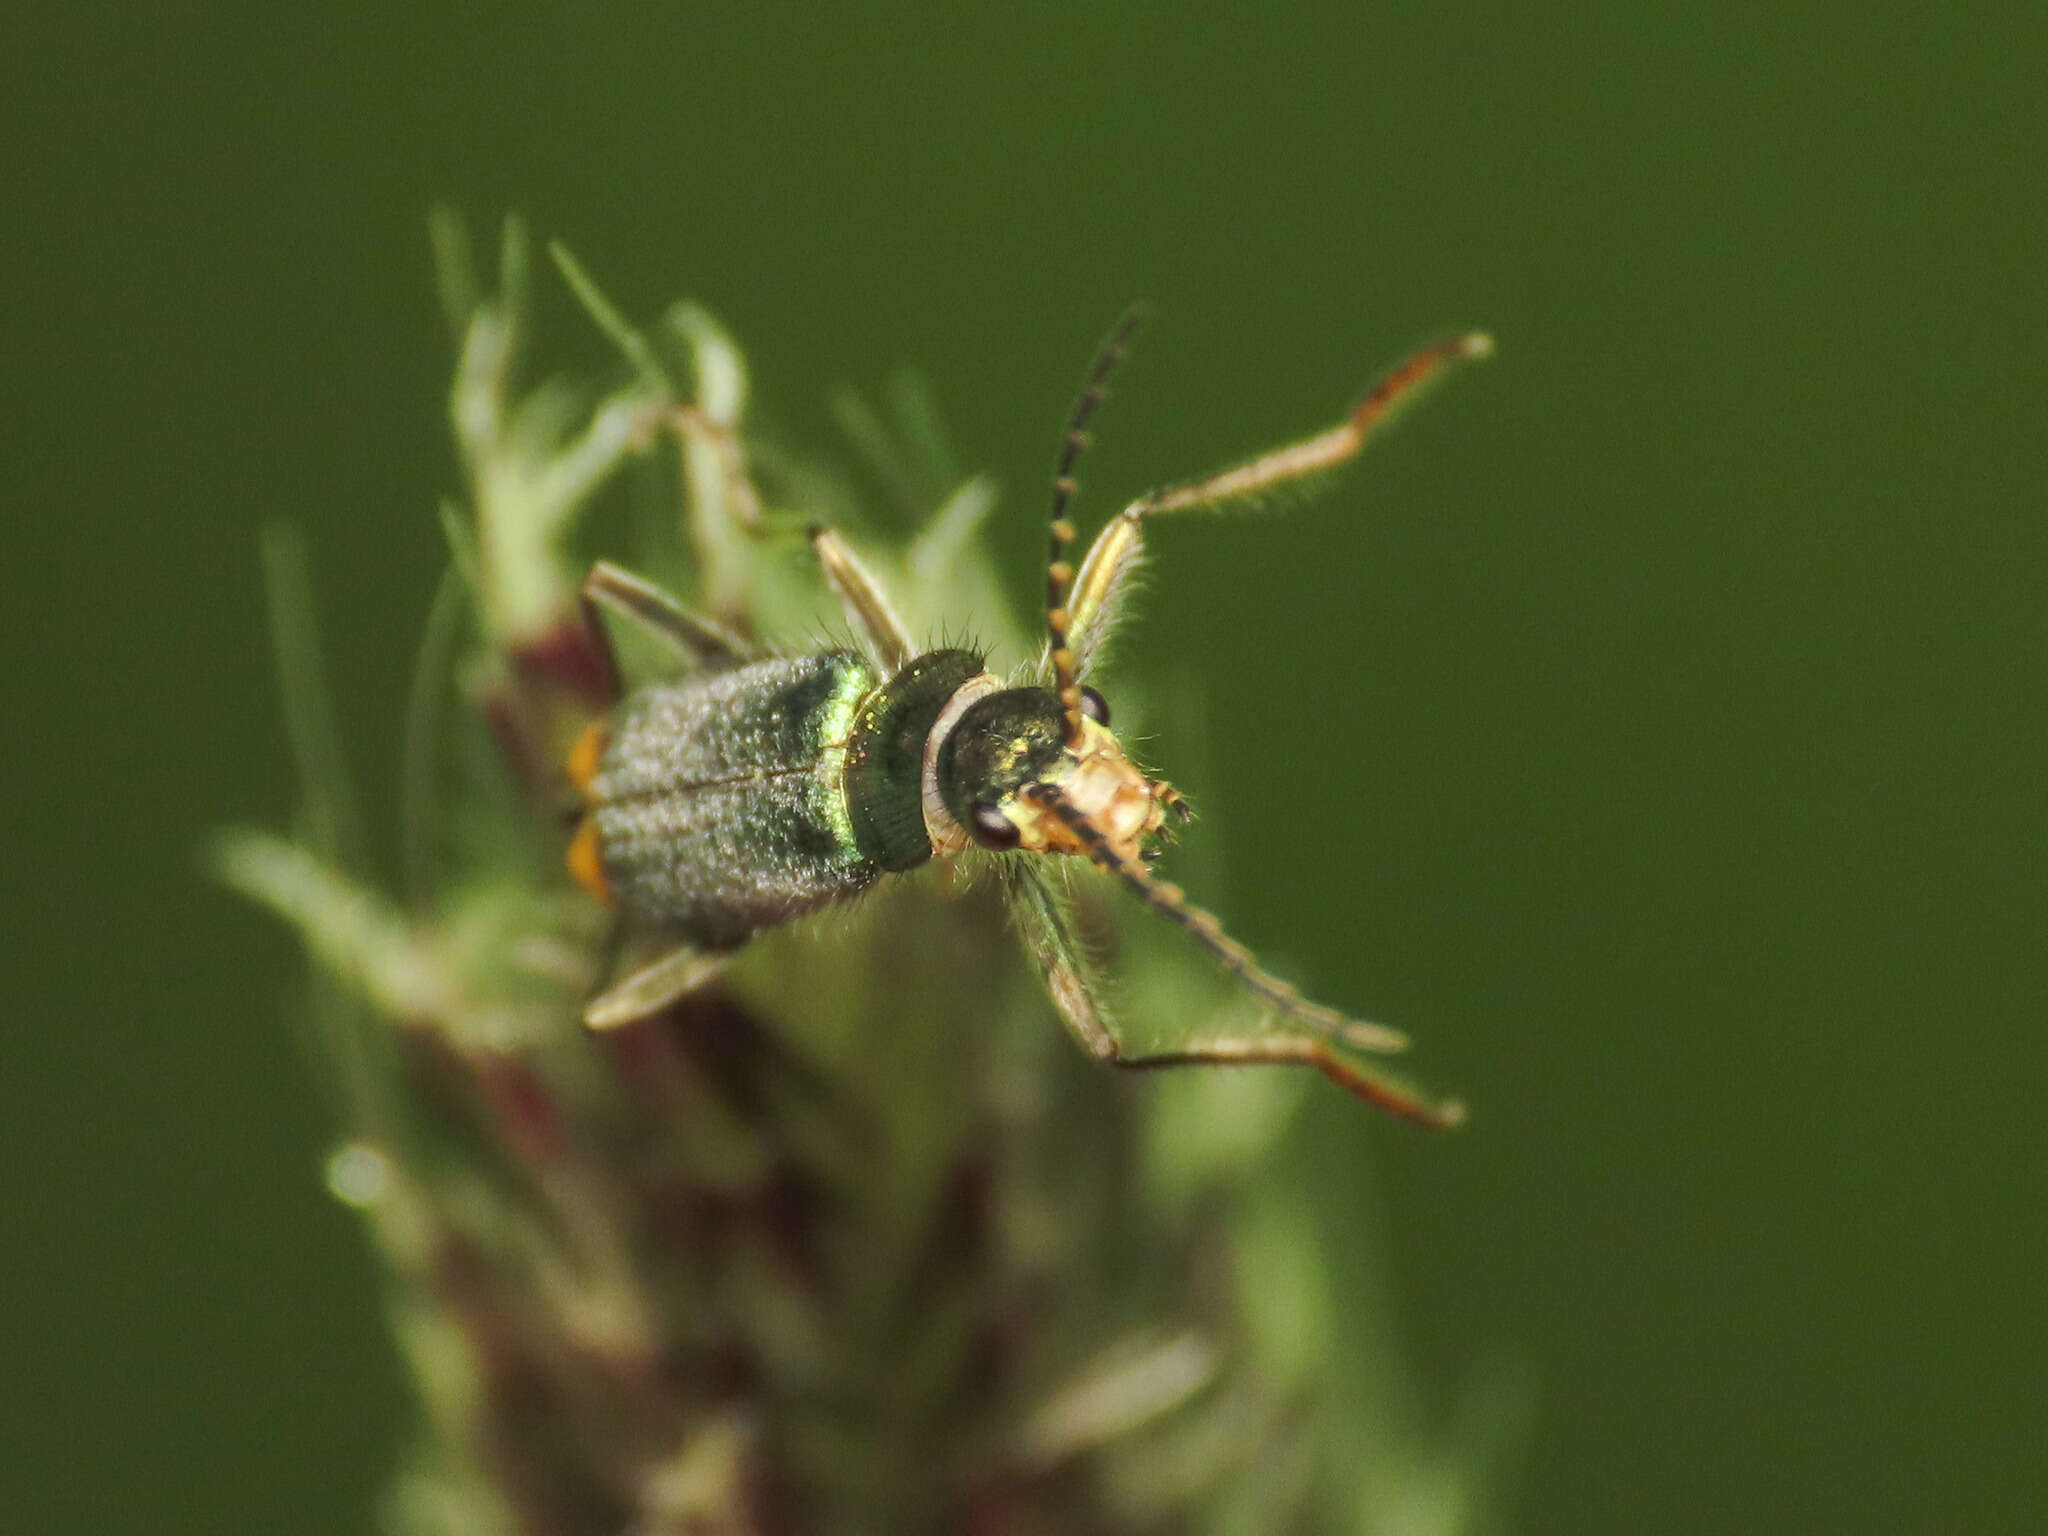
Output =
[
  {"x1": 1002, "y1": 863, "x2": 1462, "y2": 1129},
  {"x1": 1061, "y1": 330, "x2": 1494, "y2": 679}
]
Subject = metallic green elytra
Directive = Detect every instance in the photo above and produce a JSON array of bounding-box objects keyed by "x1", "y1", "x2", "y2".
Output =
[
  {"x1": 588, "y1": 647, "x2": 986, "y2": 945},
  {"x1": 590, "y1": 651, "x2": 883, "y2": 947},
  {"x1": 570, "y1": 313, "x2": 1493, "y2": 1127}
]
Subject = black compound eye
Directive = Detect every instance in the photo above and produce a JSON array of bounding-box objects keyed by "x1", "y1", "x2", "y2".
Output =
[
  {"x1": 968, "y1": 801, "x2": 1021, "y2": 851},
  {"x1": 1078, "y1": 685, "x2": 1111, "y2": 726}
]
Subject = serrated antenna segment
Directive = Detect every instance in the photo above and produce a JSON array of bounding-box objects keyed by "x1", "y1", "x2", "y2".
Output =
[{"x1": 1047, "y1": 306, "x2": 1148, "y2": 745}]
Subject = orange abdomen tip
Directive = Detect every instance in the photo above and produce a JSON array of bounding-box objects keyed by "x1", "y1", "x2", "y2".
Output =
[
  {"x1": 567, "y1": 720, "x2": 608, "y2": 795},
  {"x1": 566, "y1": 817, "x2": 613, "y2": 905}
]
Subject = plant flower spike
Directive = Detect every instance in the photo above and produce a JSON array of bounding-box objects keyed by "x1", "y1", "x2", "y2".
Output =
[{"x1": 220, "y1": 215, "x2": 1500, "y2": 1534}]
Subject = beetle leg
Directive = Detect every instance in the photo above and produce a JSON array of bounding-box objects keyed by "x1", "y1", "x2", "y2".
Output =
[
  {"x1": 580, "y1": 561, "x2": 752, "y2": 696},
  {"x1": 808, "y1": 525, "x2": 915, "y2": 673},
  {"x1": 1001, "y1": 862, "x2": 1121, "y2": 1062},
  {"x1": 1062, "y1": 330, "x2": 1494, "y2": 678},
  {"x1": 1002, "y1": 858, "x2": 1463, "y2": 1129},
  {"x1": 671, "y1": 405, "x2": 766, "y2": 531},
  {"x1": 584, "y1": 941, "x2": 732, "y2": 1030}
]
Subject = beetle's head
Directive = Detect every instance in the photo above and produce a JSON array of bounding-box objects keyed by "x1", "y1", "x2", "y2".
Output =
[{"x1": 935, "y1": 683, "x2": 1184, "y2": 862}]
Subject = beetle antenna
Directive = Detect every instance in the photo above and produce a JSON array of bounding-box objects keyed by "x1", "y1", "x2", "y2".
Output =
[
  {"x1": 1048, "y1": 306, "x2": 1148, "y2": 745},
  {"x1": 1024, "y1": 786, "x2": 1409, "y2": 1053}
]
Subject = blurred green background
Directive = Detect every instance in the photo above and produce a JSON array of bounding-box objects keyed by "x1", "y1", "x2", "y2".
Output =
[{"x1": 6, "y1": 5, "x2": 2042, "y2": 1531}]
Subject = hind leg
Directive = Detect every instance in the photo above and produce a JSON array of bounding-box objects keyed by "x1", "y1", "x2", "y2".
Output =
[{"x1": 584, "y1": 941, "x2": 734, "y2": 1031}]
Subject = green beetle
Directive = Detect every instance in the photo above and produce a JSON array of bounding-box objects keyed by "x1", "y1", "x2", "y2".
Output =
[{"x1": 567, "y1": 314, "x2": 1489, "y2": 1127}]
